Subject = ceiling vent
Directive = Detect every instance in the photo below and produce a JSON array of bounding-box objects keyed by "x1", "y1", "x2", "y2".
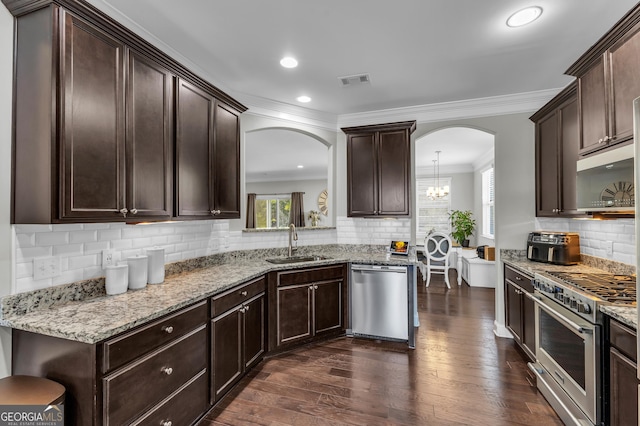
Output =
[{"x1": 339, "y1": 73, "x2": 371, "y2": 87}]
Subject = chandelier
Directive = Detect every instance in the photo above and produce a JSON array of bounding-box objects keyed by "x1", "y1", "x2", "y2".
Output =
[{"x1": 426, "y1": 151, "x2": 449, "y2": 199}]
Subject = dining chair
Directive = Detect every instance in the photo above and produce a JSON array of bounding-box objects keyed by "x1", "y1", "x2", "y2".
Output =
[{"x1": 421, "y1": 232, "x2": 452, "y2": 288}]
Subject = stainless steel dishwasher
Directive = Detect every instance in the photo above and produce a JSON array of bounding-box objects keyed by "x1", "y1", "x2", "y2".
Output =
[{"x1": 349, "y1": 264, "x2": 411, "y2": 344}]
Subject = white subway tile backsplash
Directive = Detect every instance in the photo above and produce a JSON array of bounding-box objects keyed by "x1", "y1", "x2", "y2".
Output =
[
  {"x1": 68, "y1": 255, "x2": 98, "y2": 270},
  {"x1": 35, "y1": 232, "x2": 69, "y2": 246},
  {"x1": 534, "y1": 217, "x2": 635, "y2": 265},
  {"x1": 84, "y1": 241, "x2": 110, "y2": 254},
  {"x1": 16, "y1": 246, "x2": 53, "y2": 262},
  {"x1": 15, "y1": 262, "x2": 33, "y2": 279},
  {"x1": 53, "y1": 269, "x2": 84, "y2": 286},
  {"x1": 69, "y1": 230, "x2": 97, "y2": 243},
  {"x1": 98, "y1": 229, "x2": 122, "y2": 241},
  {"x1": 53, "y1": 244, "x2": 84, "y2": 257},
  {"x1": 16, "y1": 276, "x2": 52, "y2": 292}
]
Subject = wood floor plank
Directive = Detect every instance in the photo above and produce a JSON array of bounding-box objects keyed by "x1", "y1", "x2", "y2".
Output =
[{"x1": 200, "y1": 273, "x2": 563, "y2": 425}]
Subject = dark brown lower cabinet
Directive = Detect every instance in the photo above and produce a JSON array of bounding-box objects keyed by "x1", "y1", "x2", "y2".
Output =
[
  {"x1": 210, "y1": 276, "x2": 266, "y2": 403},
  {"x1": 269, "y1": 264, "x2": 347, "y2": 351},
  {"x1": 607, "y1": 318, "x2": 638, "y2": 426},
  {"x1": 11, "y1": 301, "x2": 209, "y2": 425},
  {"x1": 504, "y1": 265, "x2": 535, "y2": 361}
]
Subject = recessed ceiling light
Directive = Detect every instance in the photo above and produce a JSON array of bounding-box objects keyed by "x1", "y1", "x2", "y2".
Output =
[
  {"x1": 280, "y1": 57, "x2": 298, "y2": 68},
  {"x1": 296, "y1": 95, "x2": 311, "y2": 103},
  {"x1": 507, "y1": 6, "x2": 542, "y2": 27},
  {"x1": 297, "y1": 165, "x2": 304, "y2": 169}
]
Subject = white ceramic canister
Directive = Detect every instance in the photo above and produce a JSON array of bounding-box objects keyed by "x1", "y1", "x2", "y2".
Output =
[
  {"x1": 145, "y1": 247, "x2": 165, "y2": 284},
  {"x1": 105, "y1": 264, "x2": 128, "y2": 295},
  {"x1": 127, "y1": 255, "x2": 148, "y2": 290}
]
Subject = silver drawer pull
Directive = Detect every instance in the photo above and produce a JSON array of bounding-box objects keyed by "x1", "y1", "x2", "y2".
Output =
[
  {"x1": 241, "y1": 291, "x2": 248, "y2": 296},
  {"x1": 161, "y1": 367, "x2": 173, "y2": 375},
  {"x1": 161, "y1": 421, "x2": 172, "y2": 426},
  {"x1": 162, "y1": 326, "x2": 174, "y2": 334}
]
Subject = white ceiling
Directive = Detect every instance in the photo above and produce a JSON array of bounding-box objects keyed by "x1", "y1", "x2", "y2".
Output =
[
  {"x1": 92, "y1": 0, "x2": 637, "y2": 116},
  {"x1": 87, "y1": 0, "x2": 639, "y2": 174},
  {"x1": 416, "y1": 128, "x2": 495, "y2": 174}
]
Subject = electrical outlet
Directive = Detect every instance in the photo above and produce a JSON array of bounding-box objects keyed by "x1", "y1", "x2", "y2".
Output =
[
  {"x1": 605, "y1": 240, "x2": 614, "y2": 255},
  {"x1": 102, "y1": 249, "x2": 116, "y2": 268},
  {"x1": 33, "y1": 257, "x2": 61, "y2": 280}
]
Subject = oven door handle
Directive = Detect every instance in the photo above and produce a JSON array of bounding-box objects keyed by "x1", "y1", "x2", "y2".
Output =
[{"x1": 524, "y1": 292, "x2": 593, "y2": 335}]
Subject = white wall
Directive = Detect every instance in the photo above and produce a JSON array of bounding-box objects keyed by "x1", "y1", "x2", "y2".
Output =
[
  {"x1": 475, "y1": 160, "x2": 495, "y2": 247},
  {"x1": 246, "y1": 179, "x2": 332, "y2": 227},
  {"x1": 410, "y1": 113, "x2": 536, "y2": 337},
  {"x1": 0, "y1": 4, "x2": 13, "y2": 377}
]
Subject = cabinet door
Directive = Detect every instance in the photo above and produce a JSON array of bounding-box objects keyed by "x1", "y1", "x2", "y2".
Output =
[
  {"x1": 243, "y1": 294, "x2": 265, "y2": 370},
  {"x1": 535, "y1": 111, "x2": 560, "y2": 216},
  {"x1": 277, "y1": 283, "x2": 313, "y2": 346},
  {"x1": 558, "y1": 97, "x2": 580, "y2": 215},
  {"x1": 211, "y1": 308, "x2": 242, "y2": 403},
  {"x1": 505, "y1": 281, "x2": 523, "y2": 343},
  {"x1": 609, "y1": 347, "x2": 639, "y2": 426},
  {"x1": 378, "y1": 130, "x2": 410, "y2": 215},
  {"x1": 347, "y1": 133, "x2": 377, "y2": 216},
  {"x1": 609, "y1": 24, "x2": 640, "y2": 145},
  {"x1": 314, "y1": 280, "x2": 343, "y2": 336},
  {"x1": 126, "y1": 51, "x2": 174, "y2": 220},
  {"x1": 579, "y1": 58, "x2": 608, "y2": 155},
  {"x1": 60, "y1": 11, "x2": 126, "y2": 220},
  {"x1": 176, "y1": 78, "x2": 215, "y2": 218},
  {"x1": 212, "y1": 102, "x2": 241, "y2": 218}
]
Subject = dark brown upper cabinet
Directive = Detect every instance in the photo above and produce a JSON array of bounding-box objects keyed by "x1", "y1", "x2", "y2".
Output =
[
  {"x1": 7, "y1": 1, "x2": 245, "y2": 224},
  {"x1": 530, "y1": 82, "x2": 584, "y2": 217},
  {"x1": 176, "y1": 80, "x2": 241, "y2": 219},
  {"x1": 342, "y1": 121, "x2": 416, "y2": 217},
  {"x1": 566, "y1": 6, "x2": 640, "y2": 156}
]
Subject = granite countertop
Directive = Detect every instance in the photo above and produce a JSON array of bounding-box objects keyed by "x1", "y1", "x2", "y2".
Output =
[
  {"x1": 502, "y1": 256, "x2": 638, "y2": 330},
  {"x1": 0, "y1": 248, "x2": 417, "y2": 344}
]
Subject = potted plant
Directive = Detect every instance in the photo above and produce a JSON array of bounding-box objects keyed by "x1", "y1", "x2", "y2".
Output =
[{"x1": 449, "y1": 210, "x2": 476, "y2": 247}]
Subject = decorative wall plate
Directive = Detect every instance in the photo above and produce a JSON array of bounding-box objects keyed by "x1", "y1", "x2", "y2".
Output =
[
  {"x1": 600, "y1": 181, "x2": 634, "y2": 207},
  {"x1": 318, "y1": 189, "x2": 328, "y2": 215}
]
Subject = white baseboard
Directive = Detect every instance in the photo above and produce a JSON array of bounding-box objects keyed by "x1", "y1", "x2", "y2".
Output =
[{"x1": 493, "y1": 321, "x2": 514, "y2": 338}]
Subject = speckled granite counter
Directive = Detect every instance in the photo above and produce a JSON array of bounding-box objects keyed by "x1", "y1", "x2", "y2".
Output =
[
  {"x1": 601, "y1": 305, "x2": 637, "y2": 330},
  {"x1": 502, "y1": 252, "x2": 637, "y2": 331},
  {"x1": 0, "y1": 246, "x2": 418, "y2": 344}
]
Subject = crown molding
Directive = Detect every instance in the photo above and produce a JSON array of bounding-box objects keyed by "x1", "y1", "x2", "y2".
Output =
[
  {"x1": 336, "y1": 88, "x2": 563, "y2": 128},
  {"x1": 237, "y1": 93, "x2": 339, "y2": 131}
]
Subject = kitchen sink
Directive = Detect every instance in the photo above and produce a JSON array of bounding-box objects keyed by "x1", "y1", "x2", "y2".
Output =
[{"x1": 265, "y1": 255, "x2": 331, "y2": 264}]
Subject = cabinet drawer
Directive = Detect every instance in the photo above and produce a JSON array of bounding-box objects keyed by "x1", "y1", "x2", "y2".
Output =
[
  {"x1": 277, "y1": 265, "x2": 344, "y2": 287},
  {"x1": 610, "y1": 319, "x2": 637, "y2": 362},
  {"x1": 211, "y1": 276, "x2": 265, "y2": 317},
  {"x1": 131, "y1": 369, "x2": 208, "y2": 426},
  {"x1": 504, "y1": 265, "x2": 533, "y2": 292},
  {"x1": 103, "y1": 325, "x2": 207, "y2": 425},
  {"x1": 102, "y1": 301, "x2": 207, "y2": 373}
]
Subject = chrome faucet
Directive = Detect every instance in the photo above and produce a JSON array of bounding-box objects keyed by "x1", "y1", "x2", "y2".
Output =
[{"x1": 288, "y1": 223, "x2": 298, "y2": 257}]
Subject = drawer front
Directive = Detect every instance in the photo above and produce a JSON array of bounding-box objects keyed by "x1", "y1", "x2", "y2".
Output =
[
  {"x1": 504, "y1": 265, "x2": 533, "y2": 292},
  {"x1": 103, "y1": 325, "x2": 207, "y2": 425},
  {"x1": 211, "y1": 276, "x2": 265, "y2": 317},
  {"x1": 102, "y1": 301, "x2": 207, "y2": 374},
  {"x1": 277, "y1": 265, "x2": 344, "y2": 287},
  {"x1": 610, "y1": 319, "x2": 637, "y2": 362},
  {"x1": 131, "y1": 369, "x2": 209, "y2": 426}
]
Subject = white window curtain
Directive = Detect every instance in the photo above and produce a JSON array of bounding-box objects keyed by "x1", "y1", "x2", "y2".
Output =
[
  {"x1": 416, "y1": 177, "x2": 452, "y2": 243},
  {"x1": 482, "y1": 168, "x2": 495, "y2": 239}
]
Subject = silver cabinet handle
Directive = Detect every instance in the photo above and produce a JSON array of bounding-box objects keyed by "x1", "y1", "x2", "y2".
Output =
[
  {"x1": 130, "y1": 208, "x2": 138, "y2": 215},
  {"x1": 598, "y1": 138, "x2": 604, "y2": 144},
  {"x1": 515, "y1": 276, "x2": 522, "y2": 281},
  {"x1": 314, "y1": 285, "x2": 318, "y2": 290},
  {"x1": 119, "y1": 208, "x2": 128, "y2": 217},
  {"x1": 210, "y1": 209, "x2": 222, "y2": 215},
  {"x1": 161, "y1": 366, "x2": 173, "y2": 375},
  {"x1": 241, "y1": 291, "x2": 248, "y2": 296},
  {"x1": 245, "y1": 305, "x2": 250, "y2": 312},
  {"x1": 240, "y1": 307, "x2": 246, "y2": 313},
  {"x1": 162, "y1": 325, "x2": 174, "y2": 334},
  {"x1": 161, "y1": 421, "x2": 172, "y2": 426}
]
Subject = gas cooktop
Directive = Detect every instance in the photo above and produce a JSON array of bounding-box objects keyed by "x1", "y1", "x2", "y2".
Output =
[{"x1": 544, "y1": 271, "x2": 636, "y2": 305}]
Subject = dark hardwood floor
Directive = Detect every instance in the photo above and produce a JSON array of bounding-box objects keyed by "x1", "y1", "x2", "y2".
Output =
[{"x1": 199, "y1": 272, "x2": 562, "y2": 425}]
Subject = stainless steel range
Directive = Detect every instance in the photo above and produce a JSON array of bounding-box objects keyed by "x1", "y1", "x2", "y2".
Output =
[{"x1": 528, "y1": 271, "x2": 636, "y2": 426}]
